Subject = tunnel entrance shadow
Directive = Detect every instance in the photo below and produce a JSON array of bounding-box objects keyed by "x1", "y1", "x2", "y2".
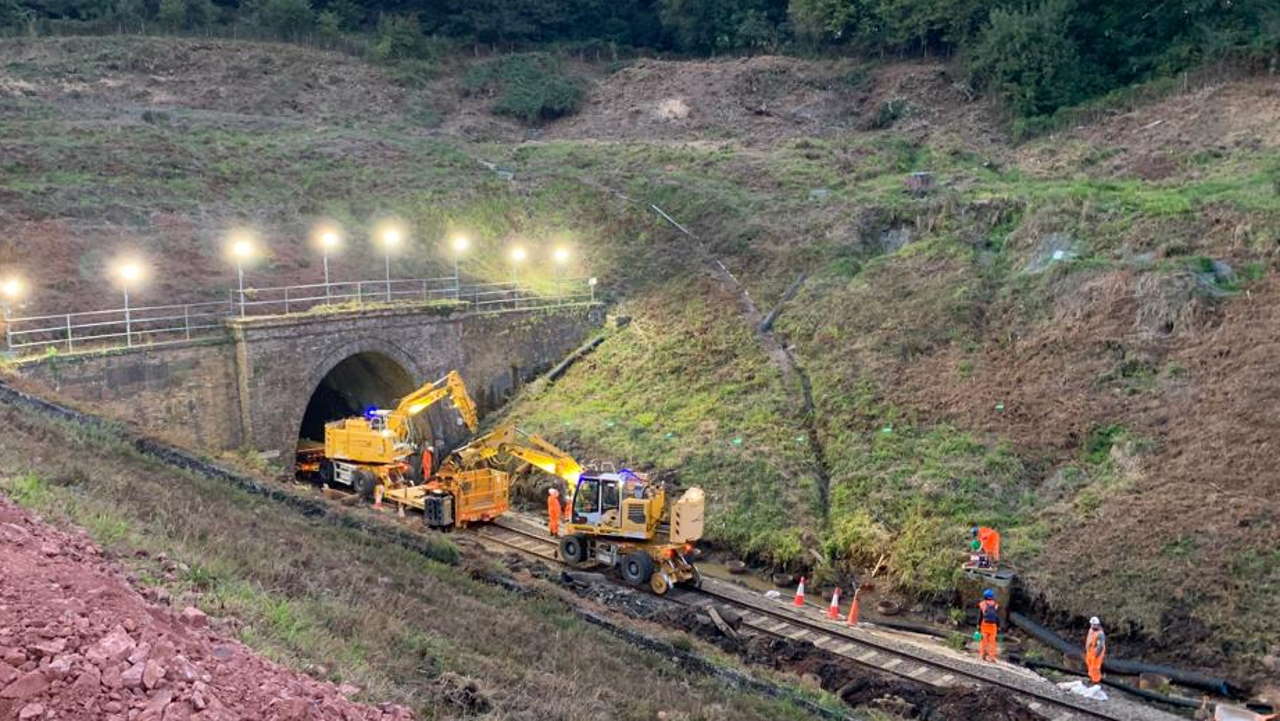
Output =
[{"x1": 297, "y1": 352, "x2": 426, "y2": 446}]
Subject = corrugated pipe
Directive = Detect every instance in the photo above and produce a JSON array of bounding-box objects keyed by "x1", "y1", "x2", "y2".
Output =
[
  {"x1": 547, "y1": 334, "x2": 606, "y2": 382},
  {"x1": 1009, "y1": 611, "x2": 1247, "y2": 698}
]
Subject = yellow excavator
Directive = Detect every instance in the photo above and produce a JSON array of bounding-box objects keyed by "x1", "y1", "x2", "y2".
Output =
[
  {"x1": 302, "y1": 370, "x2": 478, "y2": 501},
  {"x1": 434, "y1": 425, "x2": 705, "y2": 594},
  {"x1": 558, "y1": 468, "x2": 704, "y2": 594},
  {"x1": 404, "y1": 424, "x2": 582, "y2": 529}
]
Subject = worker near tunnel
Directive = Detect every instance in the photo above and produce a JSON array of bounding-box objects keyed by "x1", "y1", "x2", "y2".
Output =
[
  {"x1": 977, "y1": 588, "x2": 1000, "y2": 662},
  {"x1": 547, "y1": 487, "x2": 561, "y2": 537},
  {"x1": 1085, "y1": 616, "x2": 1106, "y2": 685}
]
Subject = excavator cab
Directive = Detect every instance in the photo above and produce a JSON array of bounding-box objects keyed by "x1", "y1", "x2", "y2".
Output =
[{"x1": 569, "y1": 471, "x2": 659, "y2": 541}]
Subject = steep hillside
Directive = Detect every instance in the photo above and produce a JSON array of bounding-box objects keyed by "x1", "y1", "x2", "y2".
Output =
[{"x1": 3, "y1": 36, "x2": 1278, "y2": 687}]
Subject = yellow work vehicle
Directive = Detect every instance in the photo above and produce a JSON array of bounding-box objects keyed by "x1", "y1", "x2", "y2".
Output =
[
  {"x1": 558, "y1": 469, "x2": 705, "y2": 595},
  {"x1": 402, "y1": 424, "x2": 581, "y2": 529},
  {"x1": 311, "y1": 370, "x2": 478, "y2": 501}
]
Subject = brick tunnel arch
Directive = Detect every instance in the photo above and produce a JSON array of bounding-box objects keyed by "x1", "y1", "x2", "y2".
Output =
[{"x1": 288, "y1": 339, "x2": 433, "y2": 458}]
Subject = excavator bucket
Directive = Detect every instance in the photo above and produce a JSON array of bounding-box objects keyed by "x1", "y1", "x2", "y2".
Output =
[{"x1": 669, "y1": 488, "x2": 704, "y2": 544}]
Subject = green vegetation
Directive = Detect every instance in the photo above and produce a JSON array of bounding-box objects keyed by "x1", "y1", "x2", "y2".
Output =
[{"x1": 462, "y1": 53, "x2": 585, "y2": 123}]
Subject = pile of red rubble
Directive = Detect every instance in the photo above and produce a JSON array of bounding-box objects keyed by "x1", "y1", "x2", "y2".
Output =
[{"x1": 0, "y1": 495, "x2": 413, "y2": 721}]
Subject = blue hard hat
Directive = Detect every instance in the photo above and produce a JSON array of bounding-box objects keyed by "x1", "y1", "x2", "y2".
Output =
[
  {"x1": 971, "y1": 526, "x2": 980, "y2": 536},
  {"x1": 983, "y1": 589, "x2": 995, "y2": 599}
]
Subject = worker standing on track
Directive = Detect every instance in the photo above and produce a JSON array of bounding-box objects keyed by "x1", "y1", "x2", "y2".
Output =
[
  {"x1": 977, "y1": 588, "x2": 1000, "y2": 662},
  {"x1": 1085, "y1": 616, "x2": 1106, "y2": 685},
  {"x1": 547, "y1": 488, "x2": 561, "y2": 537}
]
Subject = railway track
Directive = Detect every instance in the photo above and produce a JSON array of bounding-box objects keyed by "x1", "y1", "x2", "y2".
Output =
[{"x1": 471, "y1": 517, "x2": 1183, "y2": 721}]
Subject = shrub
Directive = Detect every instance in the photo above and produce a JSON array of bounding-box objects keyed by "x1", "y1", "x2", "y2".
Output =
[
  {"x1": 0, "y1": 0, "x2": 31, "y2": 29},
  {"x1": 256, "y1": 0, "x2": 314, "y2": 40},
  {"x1": 156, "y1": 0, "x2": 215, "y2": 31},
  {"x1": 462, "y1": 53, "x2": 585, "y2": 125},
  {"x1": 966, "y1": 0, "x2": 1096, "y2": 117},
  {"x1": 371, "y1": 13, "x2": 430, "y2": 61}
]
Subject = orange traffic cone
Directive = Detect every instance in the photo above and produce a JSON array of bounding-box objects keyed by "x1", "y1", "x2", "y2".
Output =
[
  {"x1": 827, "y1": 587, "x2": 841, "y2": 620},
  {"x1": 846, "y1": 590, "x2": 861, "y2": 626},
  {"x1": 793, "y1": 577, "x2": 806, "y2": 607}
]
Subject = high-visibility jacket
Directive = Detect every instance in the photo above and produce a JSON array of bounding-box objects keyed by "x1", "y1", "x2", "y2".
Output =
[
  {"x1": 977, "y1": 527, "x2": 1001, "y2": 560},
  {"x1": 978, "y1": 599, "x2": 1000, "y2": 626},
  {"x1": 1086, "y1": 628, "x2": 1106, "y2": 656}
]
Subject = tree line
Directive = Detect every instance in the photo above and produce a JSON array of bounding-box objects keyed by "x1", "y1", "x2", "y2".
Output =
[{"x1": 2, "y1": 0, "x2": 1277, "y2": 118}]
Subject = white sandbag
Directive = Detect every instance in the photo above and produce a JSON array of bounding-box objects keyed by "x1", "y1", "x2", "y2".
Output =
[{"x1": 1057, "y1": 680, "x2": 1109, "y2": 701}]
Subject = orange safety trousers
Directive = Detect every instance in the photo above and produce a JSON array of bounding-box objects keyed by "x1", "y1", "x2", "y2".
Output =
[
  {"x1": 547, "y1": 497, "x2": 560, "y2": 536},
  {"x1": 979, "y1": 622, "x2": 999, "y2": 661},
  {"x1": 1085, "y1": 649, "x2": 1104, "y2": 683}
]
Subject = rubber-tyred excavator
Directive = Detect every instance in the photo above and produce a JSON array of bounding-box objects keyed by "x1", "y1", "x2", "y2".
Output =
[
  {"x1": 297, "y1": 370, "x2": 479, "y2": 506},
  {"x1": 557, "y1": 468, "x2": 704, "y2": 595}
]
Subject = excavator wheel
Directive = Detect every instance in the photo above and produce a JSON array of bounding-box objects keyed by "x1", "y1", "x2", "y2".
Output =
[
  {"x1": 558, "y1": 534, "x2": 589, "y2": 564},
  {"x1": 353, "y1": 469, "x2": 378, "y2": 501},
  {"x1": 621, "y1": 551, "x2": 654, "y2": 586},
  {"x1": 318, "y1": 460, "x2": 335, "y2": 487},
  {"x1": 649, "y1": 572, "x2": 670, "y2": 596}
]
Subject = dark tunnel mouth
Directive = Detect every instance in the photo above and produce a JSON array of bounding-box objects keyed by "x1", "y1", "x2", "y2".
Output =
[{"x1": 297, "y1": 352, "x2": 425, "y2": 447}]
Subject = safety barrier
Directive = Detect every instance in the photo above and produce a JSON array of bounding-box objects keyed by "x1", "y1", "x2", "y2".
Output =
[{"x1": 2, "y1": 277, "x2": 598, "y2": 358}]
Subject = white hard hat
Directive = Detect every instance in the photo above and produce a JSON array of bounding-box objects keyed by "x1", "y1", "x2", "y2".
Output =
[
  {"x1": 548, "y1": 488, "x2": 559, "y2": 495},
  {"x1": 1089, "y1": 616, "x2": 1101, "y2": 626}
]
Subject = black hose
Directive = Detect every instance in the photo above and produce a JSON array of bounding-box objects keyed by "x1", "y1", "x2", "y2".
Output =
[
  {"x1": 870, "y1": 618, "x2": 951, "y2": 639},
  {"x1": 546, "y1": 334, "x2": 606, "y2": 381},
  {"x1": 1009, "y1": 611, "x2": 1246, "y2": 698},
  {"x1": 1021, "y1": 659, "x2": 1204, "y2": 710}
]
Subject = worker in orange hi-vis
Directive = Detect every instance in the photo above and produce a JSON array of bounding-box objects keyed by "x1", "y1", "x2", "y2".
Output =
[
  {"x1": 546, "y1": 488, "x2": 561, "y2": 537},
  {"x1": 972, "y1": 526, "x2": 1001, "y2": 563},
  {"x1": 977, "y1": 589, "x2": 1001, "y2": 662},
  {"x1": 1084, "y1": 616, "x2": 1106, "y2": 685},
  {"x1": 421, "y1": 447, "x2": 434, "y2": 479}
]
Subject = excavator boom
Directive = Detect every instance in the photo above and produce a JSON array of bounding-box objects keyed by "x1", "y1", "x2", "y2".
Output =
[
  {"x1": 440, "y1": 424, "x2": 582, "y2": 485},
  {"x1": 393, "y1": 370, "x2": 478, "y2": 432}
]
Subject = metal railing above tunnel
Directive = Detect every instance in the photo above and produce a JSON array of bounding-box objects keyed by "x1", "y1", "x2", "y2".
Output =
[{"x1": 2, "y1": 277, "x2": 600, "y2": 359}]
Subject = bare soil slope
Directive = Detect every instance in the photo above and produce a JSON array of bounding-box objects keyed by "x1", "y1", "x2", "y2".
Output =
[{"x1": 0, "y1": 494, "x2": 412, "y2": 721}]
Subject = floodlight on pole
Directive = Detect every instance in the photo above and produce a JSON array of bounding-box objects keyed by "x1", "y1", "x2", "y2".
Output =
[
  {"x1": 588, "y1": 276, "x2": 598, "y2": 303},
  {"x1": 451, "y1": 235, "x2": 469, "y2": 297},
  {"x1": 114, "y1": 260, "x2": 145, "y2": 348},
  {"x1": 318, "y1": 229, "x2": 340, "y2": 300},
  {"x1": 380, "y1": 227, "x2": 402, "y2": 302},
  {"x1": 508, "y1": 246, "x2": 527, "y2": 286},
  {"x1": 0, "y1": 276, "x2": 24, "y2": 352},
  {"x1": 228, "y1": 235, "x2": 257, "y2": 318}
]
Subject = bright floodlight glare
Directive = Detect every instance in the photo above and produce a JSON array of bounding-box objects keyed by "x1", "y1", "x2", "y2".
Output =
[
  {"x1": 553, "y1": 247, "x2": 570, "y2": 264},
  {"x1": 588, "y1": 277, "x2": 598, "y2": 286},
  {"x1": 230, "y1": 238, "x2": 255, "y2": 260},
  {"x1": 452, "y1": 235, "x2": 469, "y2": 253},
  {"x1": 117, "y1": 261, "x2": 144, "y2": 283},
  {"x1": 320, "y1": 231, "x2": 340, "y2": 249},
  {"x1": 382, "y1": 228, "x2": 403, "y2": 248},
  {"x1": 509, "y1": 246, "x2": 527, "y2": 263},
  {"x1": 0, "y1": 277, "x2": 23, "y2": 300}
]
